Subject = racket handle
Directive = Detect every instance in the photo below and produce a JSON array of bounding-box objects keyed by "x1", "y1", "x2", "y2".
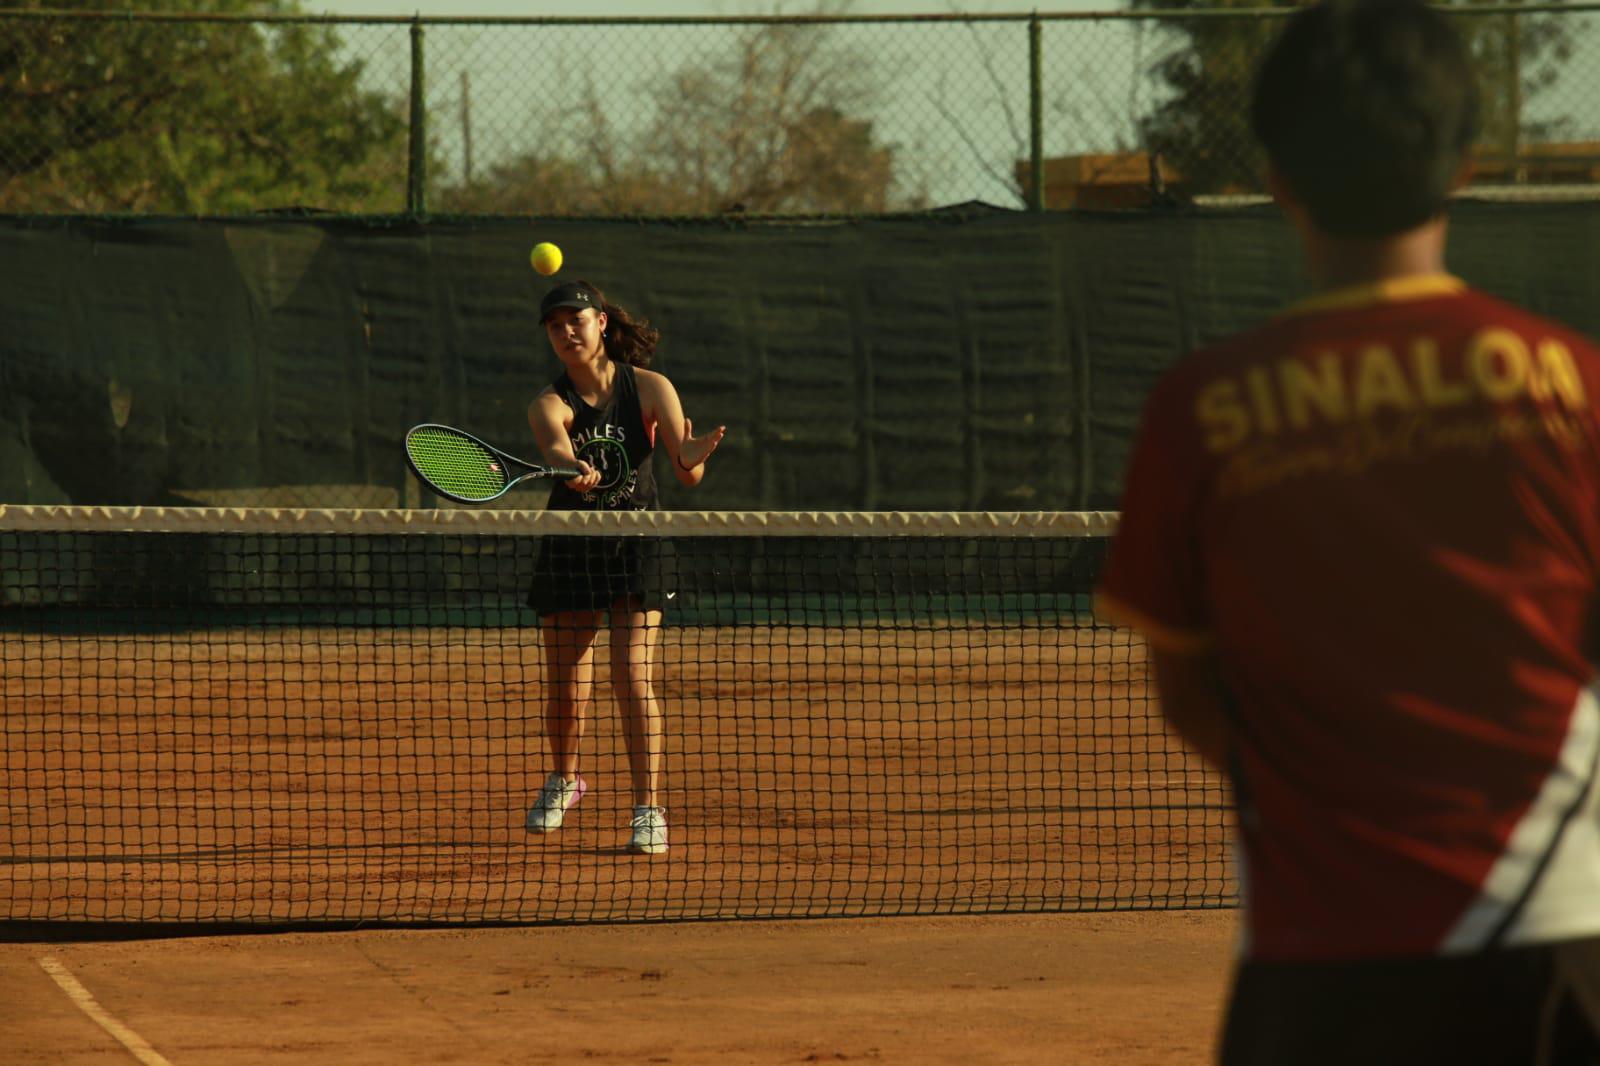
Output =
[{"x1": 549, "y1": 467, "x2": 581, "y2": 480}]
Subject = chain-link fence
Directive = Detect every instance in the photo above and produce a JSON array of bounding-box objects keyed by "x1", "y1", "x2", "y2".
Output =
[{"x1": 4, "y1": 5, "x2": 1599, "y2": 217}]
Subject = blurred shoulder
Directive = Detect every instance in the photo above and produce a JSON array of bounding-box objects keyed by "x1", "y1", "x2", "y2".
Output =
[
  {"x1": 1458, "y1": 289, "x2": 1600, "y2": 355},
  {"x1": 631, "y1": 367, "x2": 677, "y2": 394}
]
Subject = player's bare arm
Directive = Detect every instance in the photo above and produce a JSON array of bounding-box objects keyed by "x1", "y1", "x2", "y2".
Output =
[
  {"x1": 1149, "y1": 650, "x2": 1233, "y2": 774},
  {"x1": 529, "y1": 388, "x2": 601, "y2": 493},
  {"x1": 636, "y1": 368, "x2": 726, "y2": 488}
]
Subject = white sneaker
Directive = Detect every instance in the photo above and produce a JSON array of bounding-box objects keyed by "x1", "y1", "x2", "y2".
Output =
[
  {"x1": 626, "y1": 806, "x2": 668, "y2": 854},
  {"x1": 525, "y1": 773, "x2": 585, "y2": 832}
]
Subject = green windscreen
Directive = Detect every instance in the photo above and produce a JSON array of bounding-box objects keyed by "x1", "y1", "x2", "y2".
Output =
[
  {"x1": 405, "y1": 427, "x2": 508, "y2": 502},
  {"x1": 12, "y1": 205, "x2": 1600, "y2": 511}
]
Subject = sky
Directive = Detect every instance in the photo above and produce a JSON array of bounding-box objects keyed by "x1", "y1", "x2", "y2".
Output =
[
  {"x1": 299, "y1": 0, "x2": 1166, "y2": 208},
  {"x1": 294, "y1": 1, "x2": 1600, "y2": 208}
]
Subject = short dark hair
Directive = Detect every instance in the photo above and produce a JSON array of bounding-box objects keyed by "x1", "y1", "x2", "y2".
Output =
[{"x1": 1250, "y1": 0, "x2": 1478, "y2": 237}]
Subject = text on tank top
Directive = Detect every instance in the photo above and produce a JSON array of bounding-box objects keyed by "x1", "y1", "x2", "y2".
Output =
[{"x1": 545, "y1": 362, "x2": 658, "y2": 511}]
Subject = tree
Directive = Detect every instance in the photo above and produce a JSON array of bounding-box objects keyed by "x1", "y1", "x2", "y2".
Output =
[
  {"x1": 1131, "y1": 0, "x2": 1583, "y2": 196},
  {"x1": 926, "y1": 3, "x2": 1155, "y2": 210},
  {"x1": 436, "y1": 10, "x2": 920, "y2": 216},
  {"x1": 1467, "y1": 4, "x2": 1579, "y2": 169},
  {"x1": 0, "y1": 0, "x2": 407, "y2": 213}
]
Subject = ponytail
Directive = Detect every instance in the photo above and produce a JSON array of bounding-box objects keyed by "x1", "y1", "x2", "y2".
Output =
[{"x1": 583, "y1": 280, "x2": 659, "y2": 368}]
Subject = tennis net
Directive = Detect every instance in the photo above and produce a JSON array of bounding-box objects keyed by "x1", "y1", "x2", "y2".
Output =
[{"x1": 0, "y1": 506, "x2": 1232, "y2": 929}]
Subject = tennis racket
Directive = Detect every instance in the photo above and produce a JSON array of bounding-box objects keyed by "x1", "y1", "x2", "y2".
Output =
[{"x1": 404, "y1": 423, "x2": 580, "y2": 504}]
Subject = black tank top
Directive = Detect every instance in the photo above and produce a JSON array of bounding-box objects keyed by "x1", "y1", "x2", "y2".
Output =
[{"x1": 545, "y1": 362, "x2": 658, "y2": 512}]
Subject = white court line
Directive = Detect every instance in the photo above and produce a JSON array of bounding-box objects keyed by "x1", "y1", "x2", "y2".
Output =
[{"x1": 37, "y1": 956, "x2": 175, "y2": 1066}]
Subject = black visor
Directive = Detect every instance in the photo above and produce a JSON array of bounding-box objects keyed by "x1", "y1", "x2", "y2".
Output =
[{"x1": 540, "y1": 282, "x2": 602, "y2": 322}]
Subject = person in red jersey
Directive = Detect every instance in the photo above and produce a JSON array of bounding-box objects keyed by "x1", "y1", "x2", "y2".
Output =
[{"x1": 1096, "y1": 1, "x2": 1600, "y2": 1061}]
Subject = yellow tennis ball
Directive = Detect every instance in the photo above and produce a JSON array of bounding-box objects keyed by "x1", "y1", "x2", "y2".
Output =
[{"x1": 530, "y1": 242, "x2": 563, "y2": 276}]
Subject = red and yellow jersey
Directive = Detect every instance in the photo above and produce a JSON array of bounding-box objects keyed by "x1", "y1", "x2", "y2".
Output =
[{"x1": 1098, "y1": 274, "x2": 1600, "y2": 962}]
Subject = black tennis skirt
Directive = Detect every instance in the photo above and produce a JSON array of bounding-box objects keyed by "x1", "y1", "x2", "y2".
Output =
[{"x1": 528, "y1": 535, "x2": 673, "y2": 617}]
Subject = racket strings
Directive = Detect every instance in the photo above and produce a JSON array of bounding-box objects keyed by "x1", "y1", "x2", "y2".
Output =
[{"x1": 406, "y1": 428, "x2": 510, "y2": 502}]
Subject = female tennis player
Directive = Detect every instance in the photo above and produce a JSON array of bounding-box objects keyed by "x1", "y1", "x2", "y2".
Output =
[{"x1": 523, "y1": 279, "x2": 725, "y2": 854}]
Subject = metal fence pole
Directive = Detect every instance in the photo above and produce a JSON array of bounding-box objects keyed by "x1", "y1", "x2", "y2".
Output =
[
  {"x1": 407, "y1": 18, "x2": 427, "y2": 216},
  {"x1": 1028, "y1": 13, "x2": 1045, "y2": 212}
]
